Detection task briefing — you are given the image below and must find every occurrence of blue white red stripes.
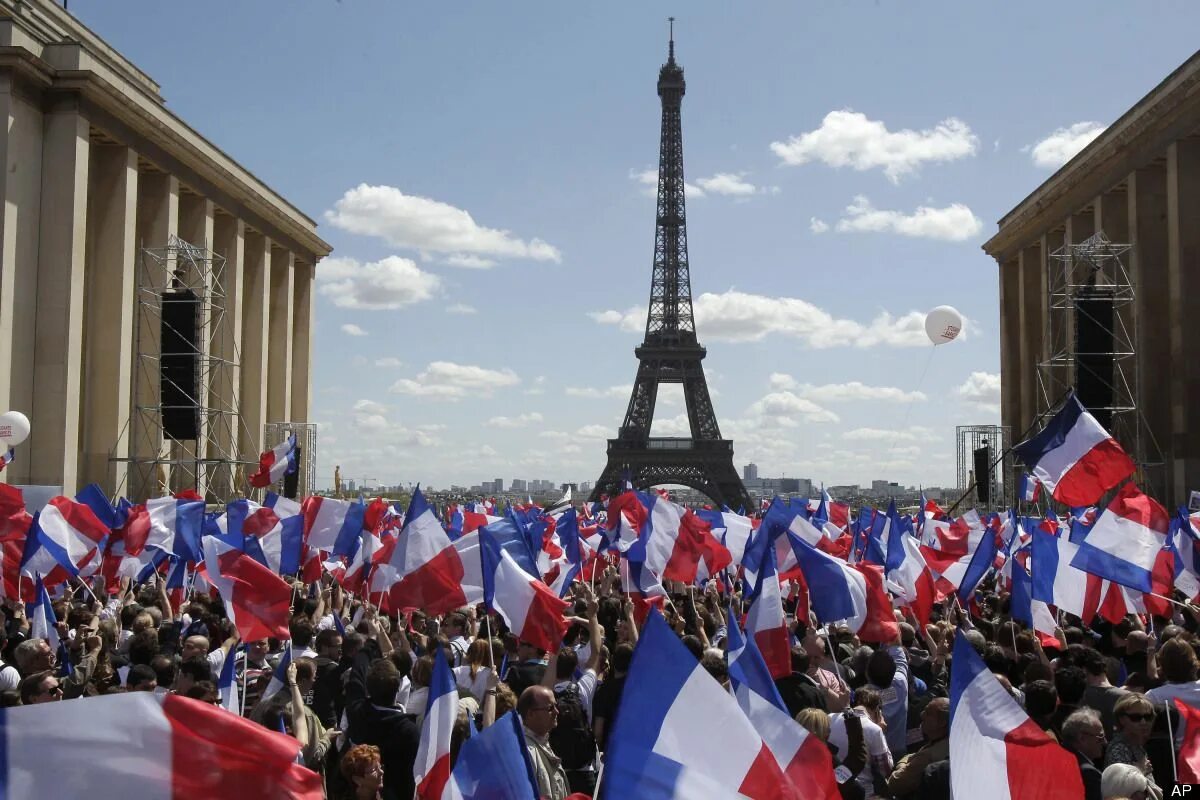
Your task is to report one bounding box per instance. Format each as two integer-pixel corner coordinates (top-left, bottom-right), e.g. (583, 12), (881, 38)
(1070, 482), (1170, 593)
(415, 645), (456, 799)
(480, 526), (568, 653)
(248, 433), (298, 489)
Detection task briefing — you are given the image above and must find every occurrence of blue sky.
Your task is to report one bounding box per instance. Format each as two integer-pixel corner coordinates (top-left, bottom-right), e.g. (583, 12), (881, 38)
(74, 2), (1200, 491)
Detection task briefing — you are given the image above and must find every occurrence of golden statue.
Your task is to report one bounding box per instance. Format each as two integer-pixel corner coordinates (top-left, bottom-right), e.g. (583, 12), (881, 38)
(334, 465), (343, 498)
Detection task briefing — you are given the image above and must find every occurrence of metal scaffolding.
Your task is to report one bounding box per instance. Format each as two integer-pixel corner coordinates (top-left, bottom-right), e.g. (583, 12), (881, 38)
(114, 235), (254, 503)
(956, 424), (1012, 510)
(1039, 231), (1164, 499)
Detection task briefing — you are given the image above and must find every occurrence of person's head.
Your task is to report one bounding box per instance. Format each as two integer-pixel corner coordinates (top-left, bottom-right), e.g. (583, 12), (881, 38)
(555, 647), (579, 681)
(1054, 665), (1087, 705)
(127, 629), (160, 666)
(1124, 630), (1149, 655)
(341, 744), (384, 797)
(176, 656), (212, 693)
(465, 638), (490, 670)
(898, 622), (916, 649)
(411, 655), (433, 689)
(443, 612), (467, 638)
(789, 645), (811, 676)
(1159, 637), (1199, 683)
(366, 658), (401, 707)
(920, 697), (950, 742)
(1113, 693), (1156, 745)
(343, 632), (366, 661)
(19, 670), (61, 704)
(866, 648), (896, 688)
(293, 657), (317, 694)
(1062, 708), (1106, 762)
(389, 649), (414, 680)
(611, 642), (634, 677)
(182, 680), (220, 705)
(1077, 646), (1110, 681)
(314, 628), (344, 661)
(681, 635), (704, 661)
(247, 639), (270, 663)
(119, 603), (143, 630)
(131, 611), (155, 634)
(1023, 680), (1058, 722)
(517, 641), (544, 663)
(854, 685), (884, 728)
(1100, 762), (1149, 800)
(180, 636), (210, 662)
(801, 627), (827, 662)
(963, 629), (987, 656)
(700, 650), (728, 687)
(127, 663), (157, 692)
(14, 639), (54, 676)
(151, 654), (177, 689)
(289, 616), (314, 649)
(518, 685), (558, 737)
(494, 683), (518, 718)
(795, 707), (830, 741)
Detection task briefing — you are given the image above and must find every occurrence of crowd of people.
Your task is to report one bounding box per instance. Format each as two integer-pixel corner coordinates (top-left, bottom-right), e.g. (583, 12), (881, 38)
(5, 559), (1197, 800)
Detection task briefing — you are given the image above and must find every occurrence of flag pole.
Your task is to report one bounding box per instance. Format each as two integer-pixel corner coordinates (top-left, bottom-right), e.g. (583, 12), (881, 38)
(1167, 699), (1179, 784)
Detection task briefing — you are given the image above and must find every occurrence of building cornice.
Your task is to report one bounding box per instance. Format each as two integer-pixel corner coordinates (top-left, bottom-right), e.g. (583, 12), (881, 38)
(983, 49), (1200, 264)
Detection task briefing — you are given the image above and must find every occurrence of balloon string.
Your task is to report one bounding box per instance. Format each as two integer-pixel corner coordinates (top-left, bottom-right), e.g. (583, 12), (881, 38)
(887, 345), (937, 461)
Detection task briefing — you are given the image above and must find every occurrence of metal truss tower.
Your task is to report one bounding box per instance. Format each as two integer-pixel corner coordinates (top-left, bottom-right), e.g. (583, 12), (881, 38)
(591, 24), (752, 511)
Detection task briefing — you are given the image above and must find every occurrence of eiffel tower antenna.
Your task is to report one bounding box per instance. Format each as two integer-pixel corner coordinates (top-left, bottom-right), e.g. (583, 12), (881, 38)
(591, 28), (752, 511)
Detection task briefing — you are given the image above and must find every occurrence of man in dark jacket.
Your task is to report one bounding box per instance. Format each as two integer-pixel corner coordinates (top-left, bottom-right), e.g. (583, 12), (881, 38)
(311, 627), (346, 729)
(1060, 708), (1104, 800)
(344, 642), (420, 800)
(774, 645), (828, 718)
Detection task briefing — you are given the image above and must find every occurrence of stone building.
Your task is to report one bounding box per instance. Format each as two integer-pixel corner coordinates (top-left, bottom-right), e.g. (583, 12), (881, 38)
(983, 49), (1200, 505)
(0, 0), (330, 499)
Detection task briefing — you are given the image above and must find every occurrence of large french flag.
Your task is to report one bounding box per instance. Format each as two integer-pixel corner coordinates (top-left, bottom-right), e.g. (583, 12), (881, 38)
(1031, 518), (1136, 625)
(641, 496), (731, 584)
(606, 491), (649, 554)
(203, 535), (292, 642)
(145, 496), (204, 563)
(481, 526), (568, 653)
(248, 433), (297, 489)
(789, 533), (896, 642)
(415, 645), (457, 800)
(370, 488), (468, 615)
(887, 533), (936, 627)
(28, 573), (59, 652)
(227, 498), (304, 577)
(547, 508), (583, 598)
(726, 609), (840, 799)
(25, 496), (109, 580)
(1013, 392), (1135, 507)
(694, 509), (754, 568)
(949, 629), (1084, 800)
(1070, 482), (1170, 593)
(743, 543), (790, 680)
(301, 495), (365, 555)
(440, 710), (539, 800)
(600, 611), (799, 799)
(0, 692), (321, 797)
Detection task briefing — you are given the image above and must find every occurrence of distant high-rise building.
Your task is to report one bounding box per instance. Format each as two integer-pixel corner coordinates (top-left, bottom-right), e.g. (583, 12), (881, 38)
(347, 479), (357, 493)
(511, 478), (527, 493)
(744, 463), (759, 481)
(494, 478), (504, 493)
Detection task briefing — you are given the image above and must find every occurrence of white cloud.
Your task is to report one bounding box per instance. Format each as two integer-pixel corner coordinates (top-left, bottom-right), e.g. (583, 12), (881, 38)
(524, 375), (547, 396)
(390, 361), (520, 400)
(488, 412), (544, 428)
(746, 391), (840, 426)
(768, 373), (797, 391)
(810, 217), (829, 234)
(592, 290), (949, 348)
(695, 172), (757, 196)
(374, 357), (403, 368)
(770, 110), (979, 182)
(788, 380), (927, 404)
(479, 445), (498, 457)
(353, 413), (390, 433)
(353, 399), (389, 415)
(341, 323), (368, 337)
(629, 168), (705, 200)
(444, 254), (496, 269)
(317, 256), (440, 310)
(956, 371), (1001, 412)
(565, 384), (632, 399)
(575, 424), (612, 439)
(844, 427), (917, 442)
(834, 196), (982, 241)
(538, 430), (570, 442)
(1029, 122), (1105, 169)
(649, 412), (692, 436)
(325, 183), (561, 264)
(446, 303), (477, 315)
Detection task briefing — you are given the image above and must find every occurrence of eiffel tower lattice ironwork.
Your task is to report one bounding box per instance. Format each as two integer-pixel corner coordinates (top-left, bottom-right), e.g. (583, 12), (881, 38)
(591, 25), (753, 511)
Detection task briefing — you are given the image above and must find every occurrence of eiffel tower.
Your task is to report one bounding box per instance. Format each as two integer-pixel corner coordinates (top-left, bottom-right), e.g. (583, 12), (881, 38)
(591, 24), (753, 511)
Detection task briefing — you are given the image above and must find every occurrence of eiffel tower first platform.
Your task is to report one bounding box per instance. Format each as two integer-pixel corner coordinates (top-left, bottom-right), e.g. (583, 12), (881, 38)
(591, 25), (753, 512)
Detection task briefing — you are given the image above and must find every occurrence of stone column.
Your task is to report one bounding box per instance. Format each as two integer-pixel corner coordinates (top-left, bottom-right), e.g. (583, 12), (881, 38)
(267, 246), (294, 426)
(1017, 243), (1043, 435)
(30, 97), (89, 492)
(1128, 163), (1170, 499)
(290, 258), (314, 424)
(1166, 139), (1200, 504)
(1040, 228), (1067, 403)
(81, 144), (138, 495)
(999, 257), (1021, 437)
(239, 232), (270, 465)
(0, 75), (44, 486)
(175, 194), (214, 495)
(131, 171), (179, 500)
(210, 212), (243, 500)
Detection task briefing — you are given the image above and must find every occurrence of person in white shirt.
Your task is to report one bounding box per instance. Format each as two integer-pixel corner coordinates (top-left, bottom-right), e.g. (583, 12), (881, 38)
(443, 612), (470, 667)
(453, 639), (495, 702)
(828, 686), (893, 798)
(1146, 637), (1200, 710)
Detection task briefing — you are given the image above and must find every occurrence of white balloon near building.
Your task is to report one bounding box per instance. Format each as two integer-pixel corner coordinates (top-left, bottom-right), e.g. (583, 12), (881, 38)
(925, 306), (964, 346)
(0, 411), (30, 445)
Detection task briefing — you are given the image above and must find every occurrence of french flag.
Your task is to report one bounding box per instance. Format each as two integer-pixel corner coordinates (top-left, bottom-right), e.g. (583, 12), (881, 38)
(370, 489), (469, 615)
(726, 609), (839, 799)
(217, 643), (240, 714)
(1030, 517), (1132, 627)
(28, 574), (59, 652)
(1070, 482), (1170, 593)
(260, 647), (293, 705)
(0, 692), (321, 797)
(641, 496), (731, 584)
(956, 523), (1000, 603)
(203, 534), (292, 642)
(440, 710), (540, 800)
(341, 529), (380, 596)
(887, 533), (936, 627)
(788, 533), (897, 642)
(606, 491), (649, 554)
(0, 448), (14, 472)
(694, 509), (754, 568)
(248, 433), (297, 489)
(414, 645), (456, 799)
(742, 541), (790, 680)
(1018, 473), (1041, 504)
(480, 526), (568, 653)
(24, 496), (109, 582)
(227, 498), (304, 577)
(145, 496), (204, 563)
(1009, 556), (1059, 646)
(600, 611), (798, 799)
(949, 628), (1084, 800)
(547, 508), (583, 598)
(1013, 392), (1135, 507)
(300, 495), (365, 556)
(620, 557), (666, 626)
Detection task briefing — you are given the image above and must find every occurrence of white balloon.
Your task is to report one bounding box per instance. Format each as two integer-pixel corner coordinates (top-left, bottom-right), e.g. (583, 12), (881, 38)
(925, 306), (964, 346)
(0, 411), (30, 446)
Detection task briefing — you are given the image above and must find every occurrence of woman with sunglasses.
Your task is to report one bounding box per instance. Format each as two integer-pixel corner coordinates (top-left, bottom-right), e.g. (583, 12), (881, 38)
(1104, 693), (1162, 800)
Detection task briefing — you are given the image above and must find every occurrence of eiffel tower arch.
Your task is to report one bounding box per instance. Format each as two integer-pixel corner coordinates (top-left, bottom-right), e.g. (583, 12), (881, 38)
(591, 25), (753, 512)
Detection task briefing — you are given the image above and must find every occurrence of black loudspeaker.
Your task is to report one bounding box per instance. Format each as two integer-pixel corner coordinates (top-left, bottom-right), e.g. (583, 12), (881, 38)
(1075, 286), (1116, 430)
(161, 287), (200, 441)
(974, 444), (992, 505)
(283, 446), (301, 499)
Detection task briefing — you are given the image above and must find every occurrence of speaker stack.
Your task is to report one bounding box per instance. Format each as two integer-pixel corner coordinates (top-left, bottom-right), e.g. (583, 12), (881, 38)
(1074, 286), (1116, 430)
